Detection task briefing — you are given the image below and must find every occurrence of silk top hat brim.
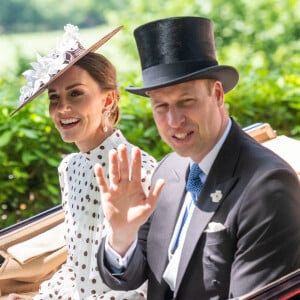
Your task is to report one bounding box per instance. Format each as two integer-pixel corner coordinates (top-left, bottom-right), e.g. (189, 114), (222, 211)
(11, 24), (123, 116)
(126, 16), (239, 96)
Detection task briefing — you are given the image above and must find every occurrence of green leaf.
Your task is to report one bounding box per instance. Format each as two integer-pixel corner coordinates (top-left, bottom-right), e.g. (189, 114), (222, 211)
(0, 131), (13, 147)
(21, 151), (37, 165)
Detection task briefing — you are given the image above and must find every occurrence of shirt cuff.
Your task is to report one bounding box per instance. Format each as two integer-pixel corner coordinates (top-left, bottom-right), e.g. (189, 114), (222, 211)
(104, 235), (137, 273)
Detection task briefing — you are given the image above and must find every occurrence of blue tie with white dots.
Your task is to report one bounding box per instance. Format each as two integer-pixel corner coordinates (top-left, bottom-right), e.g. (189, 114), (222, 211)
(186, 163), (204, 204)
(172, 163), (204, 252)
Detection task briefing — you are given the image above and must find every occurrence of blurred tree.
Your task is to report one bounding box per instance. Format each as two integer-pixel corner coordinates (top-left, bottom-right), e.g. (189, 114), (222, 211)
(30, 0), (107, 29)
(0, 0), (129, 33)
(0, 0), (43, 33)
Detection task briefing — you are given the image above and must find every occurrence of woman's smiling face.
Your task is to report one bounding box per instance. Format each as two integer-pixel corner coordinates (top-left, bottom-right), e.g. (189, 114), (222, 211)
(48, 65), (112, 152)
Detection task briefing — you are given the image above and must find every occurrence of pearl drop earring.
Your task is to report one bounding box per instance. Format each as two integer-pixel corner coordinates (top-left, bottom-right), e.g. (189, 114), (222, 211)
(103, 110), (110, 132)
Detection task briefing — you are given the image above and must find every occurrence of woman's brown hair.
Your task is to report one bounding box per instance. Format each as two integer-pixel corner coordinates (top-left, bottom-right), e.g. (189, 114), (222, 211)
(75, 52), (120, 125)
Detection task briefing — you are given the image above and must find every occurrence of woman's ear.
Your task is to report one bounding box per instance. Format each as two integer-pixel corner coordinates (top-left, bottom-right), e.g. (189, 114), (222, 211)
(103, 90), (115, 111)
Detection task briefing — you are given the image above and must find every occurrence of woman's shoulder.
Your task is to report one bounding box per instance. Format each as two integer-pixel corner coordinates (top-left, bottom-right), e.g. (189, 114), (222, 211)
(140, 149), (157, 167)
(58, 152), (81, 172)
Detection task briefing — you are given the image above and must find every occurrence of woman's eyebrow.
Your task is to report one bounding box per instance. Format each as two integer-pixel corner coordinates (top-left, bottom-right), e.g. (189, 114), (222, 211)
(48, 83), (84, 94)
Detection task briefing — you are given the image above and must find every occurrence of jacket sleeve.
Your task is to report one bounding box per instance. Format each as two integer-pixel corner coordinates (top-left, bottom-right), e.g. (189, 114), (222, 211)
(97, 235), (148, 291)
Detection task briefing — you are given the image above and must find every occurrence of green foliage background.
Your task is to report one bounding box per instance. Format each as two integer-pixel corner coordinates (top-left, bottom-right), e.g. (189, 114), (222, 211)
(0, 0), (299, 228)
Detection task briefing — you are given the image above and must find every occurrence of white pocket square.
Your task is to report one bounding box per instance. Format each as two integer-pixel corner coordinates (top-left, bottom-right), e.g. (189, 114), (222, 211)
(204, 222), (226, 233)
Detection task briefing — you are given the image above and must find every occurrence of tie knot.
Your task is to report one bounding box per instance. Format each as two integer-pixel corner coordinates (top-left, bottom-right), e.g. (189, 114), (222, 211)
(186, 163), (204, 201)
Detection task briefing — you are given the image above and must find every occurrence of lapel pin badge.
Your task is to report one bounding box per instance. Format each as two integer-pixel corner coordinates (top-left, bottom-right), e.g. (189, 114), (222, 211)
(210, 190), (223, 203)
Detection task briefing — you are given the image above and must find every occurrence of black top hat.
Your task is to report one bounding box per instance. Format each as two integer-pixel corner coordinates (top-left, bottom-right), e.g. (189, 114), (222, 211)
(126, 16), (239, 96)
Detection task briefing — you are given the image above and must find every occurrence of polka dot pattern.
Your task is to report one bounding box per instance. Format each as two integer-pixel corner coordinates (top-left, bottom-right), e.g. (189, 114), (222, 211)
(33, 129), (156, 300)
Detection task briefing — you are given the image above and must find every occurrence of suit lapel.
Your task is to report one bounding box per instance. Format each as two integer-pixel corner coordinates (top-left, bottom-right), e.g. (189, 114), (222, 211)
(175, 176), (238, 293)
(148, 155), (190, 280)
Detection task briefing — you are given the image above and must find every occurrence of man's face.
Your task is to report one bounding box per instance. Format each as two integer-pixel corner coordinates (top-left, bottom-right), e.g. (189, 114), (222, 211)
(148, 79), (227, 163)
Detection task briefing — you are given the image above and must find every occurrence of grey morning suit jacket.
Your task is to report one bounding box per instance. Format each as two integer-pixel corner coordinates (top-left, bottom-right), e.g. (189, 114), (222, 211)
(98, 119), (300, 299)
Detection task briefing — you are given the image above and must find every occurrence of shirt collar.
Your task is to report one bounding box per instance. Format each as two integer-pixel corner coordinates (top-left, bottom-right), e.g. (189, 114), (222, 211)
(191, 118), (232, 177)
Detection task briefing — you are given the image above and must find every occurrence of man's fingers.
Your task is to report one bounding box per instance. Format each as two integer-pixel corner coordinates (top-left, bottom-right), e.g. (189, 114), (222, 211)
(112, 145), (142, 183)
(152, 179), (165, 198)
(152, 179), (166, 198)
(109, 149), (120, 184)
(146, 179), (165, 208)
(130, 147), (142, 182)
(118, 144), (130, 181)
(94, 163), (109, 193)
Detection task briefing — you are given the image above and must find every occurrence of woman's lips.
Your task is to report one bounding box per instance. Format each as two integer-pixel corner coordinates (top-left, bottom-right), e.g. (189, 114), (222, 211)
(60, 118), (80, 128)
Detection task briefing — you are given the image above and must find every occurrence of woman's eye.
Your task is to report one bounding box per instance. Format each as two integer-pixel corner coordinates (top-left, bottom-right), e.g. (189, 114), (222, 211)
(71, 90), (82, 97)
(48, 94), (58, 101)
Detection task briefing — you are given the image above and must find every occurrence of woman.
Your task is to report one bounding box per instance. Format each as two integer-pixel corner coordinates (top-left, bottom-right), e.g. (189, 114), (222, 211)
(8, 24), (155, 300)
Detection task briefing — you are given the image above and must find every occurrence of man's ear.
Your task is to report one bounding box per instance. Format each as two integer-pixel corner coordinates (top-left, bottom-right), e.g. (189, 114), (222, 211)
(214, 81), (225, 106)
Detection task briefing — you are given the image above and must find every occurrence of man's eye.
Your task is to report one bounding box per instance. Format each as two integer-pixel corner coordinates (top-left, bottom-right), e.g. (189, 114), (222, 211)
(182, 99), (194, 105)
(155, 103), (167, 110)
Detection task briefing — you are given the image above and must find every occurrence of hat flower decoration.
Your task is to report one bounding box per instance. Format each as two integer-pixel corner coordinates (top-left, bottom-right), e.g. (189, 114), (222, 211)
(20, 24), (79, 104)
(11, 23), (122, 116)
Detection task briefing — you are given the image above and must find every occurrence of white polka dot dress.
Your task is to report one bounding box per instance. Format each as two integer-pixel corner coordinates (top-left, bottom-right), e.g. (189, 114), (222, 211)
(32, 129), (156, 300)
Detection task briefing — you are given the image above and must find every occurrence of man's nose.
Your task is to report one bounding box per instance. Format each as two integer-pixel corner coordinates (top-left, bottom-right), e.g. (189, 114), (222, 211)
(167, 107), (185, 128)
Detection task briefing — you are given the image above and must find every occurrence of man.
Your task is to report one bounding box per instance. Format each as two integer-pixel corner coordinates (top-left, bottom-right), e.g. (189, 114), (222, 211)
(95, 16), (300, 299)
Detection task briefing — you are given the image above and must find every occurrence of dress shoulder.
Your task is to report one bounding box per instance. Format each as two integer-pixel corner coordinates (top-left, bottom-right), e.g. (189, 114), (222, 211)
(58, 152), (80, 173)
